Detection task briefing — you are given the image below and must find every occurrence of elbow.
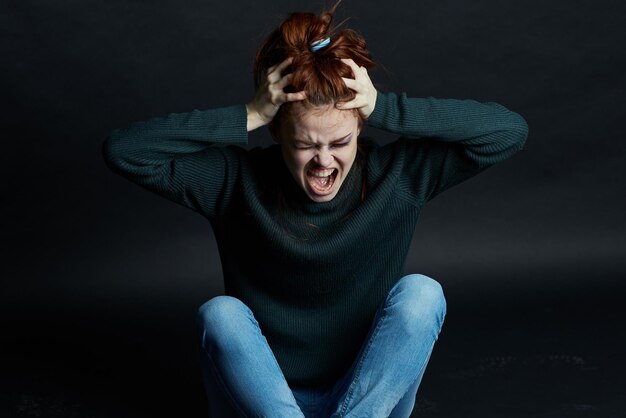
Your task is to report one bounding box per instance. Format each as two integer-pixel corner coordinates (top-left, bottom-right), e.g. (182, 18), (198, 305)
(101, 129), (128, 172)
(101, 134), (114, 163)
(485, 112), (529, 163)
(511, 113), (529, 151)
(498, 109), (528, 152)
(101, 132), (118, 168)
(487, 102), (529, 151)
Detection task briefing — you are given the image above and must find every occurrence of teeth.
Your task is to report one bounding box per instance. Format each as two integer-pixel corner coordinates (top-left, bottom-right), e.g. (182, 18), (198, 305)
(308, 168), (335, 178)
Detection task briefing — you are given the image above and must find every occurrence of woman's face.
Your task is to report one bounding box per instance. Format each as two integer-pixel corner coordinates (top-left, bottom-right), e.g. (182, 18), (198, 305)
(276, 104), (361, 203)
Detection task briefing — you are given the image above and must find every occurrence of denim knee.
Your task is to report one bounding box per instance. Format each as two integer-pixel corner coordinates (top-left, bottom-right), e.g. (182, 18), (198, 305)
(196, 295), (253, 349)
(389, 274), (447, 337)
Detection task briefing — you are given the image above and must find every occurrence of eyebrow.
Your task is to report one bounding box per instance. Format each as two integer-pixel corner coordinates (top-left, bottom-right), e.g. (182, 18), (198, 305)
(294, 133), (352, 145)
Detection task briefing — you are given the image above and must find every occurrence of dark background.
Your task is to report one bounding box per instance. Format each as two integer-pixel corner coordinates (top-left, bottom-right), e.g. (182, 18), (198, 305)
(2, 0), (625, 416)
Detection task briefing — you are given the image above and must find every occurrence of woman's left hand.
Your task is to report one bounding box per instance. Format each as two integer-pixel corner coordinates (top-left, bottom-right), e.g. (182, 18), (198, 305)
(336, 58), (377, 120)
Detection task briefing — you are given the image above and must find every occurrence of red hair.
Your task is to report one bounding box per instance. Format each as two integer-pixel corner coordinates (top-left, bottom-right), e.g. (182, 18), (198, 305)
(252, 0), (376, 140)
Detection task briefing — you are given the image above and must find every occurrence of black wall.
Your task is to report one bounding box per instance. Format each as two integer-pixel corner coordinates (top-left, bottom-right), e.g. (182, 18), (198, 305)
(2, 0), (625, 416)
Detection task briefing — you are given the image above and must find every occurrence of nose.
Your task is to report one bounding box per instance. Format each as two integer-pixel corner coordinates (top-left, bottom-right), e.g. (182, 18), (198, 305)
(314, 147), (334, 167)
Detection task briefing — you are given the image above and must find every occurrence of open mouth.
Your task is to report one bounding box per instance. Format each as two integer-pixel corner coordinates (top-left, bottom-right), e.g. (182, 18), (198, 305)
(306, 168), (338, 195)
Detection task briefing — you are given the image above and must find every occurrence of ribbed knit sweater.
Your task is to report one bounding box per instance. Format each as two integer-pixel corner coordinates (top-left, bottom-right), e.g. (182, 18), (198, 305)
(102, 90), (528, 387)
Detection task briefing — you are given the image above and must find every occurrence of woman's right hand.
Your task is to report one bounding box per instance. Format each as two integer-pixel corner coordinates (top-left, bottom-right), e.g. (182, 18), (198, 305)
(246, 57), (307, 132)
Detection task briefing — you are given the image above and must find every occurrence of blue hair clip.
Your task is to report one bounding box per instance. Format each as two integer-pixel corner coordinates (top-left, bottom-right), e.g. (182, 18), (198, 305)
(310, 37), (331, 52)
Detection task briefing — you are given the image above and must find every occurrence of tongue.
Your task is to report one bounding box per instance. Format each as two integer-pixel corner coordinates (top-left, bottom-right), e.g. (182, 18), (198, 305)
(308, 169), (334, 189)
(316, 176), (330, 186)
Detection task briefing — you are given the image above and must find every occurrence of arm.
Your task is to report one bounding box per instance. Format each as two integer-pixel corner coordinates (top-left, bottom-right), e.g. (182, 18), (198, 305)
(367, 90), (529, 204)
(101, 104), (249, 219)
(335, 59), (528, 205)
(367, 90), (528, 150)
(102, 57), (307, 220)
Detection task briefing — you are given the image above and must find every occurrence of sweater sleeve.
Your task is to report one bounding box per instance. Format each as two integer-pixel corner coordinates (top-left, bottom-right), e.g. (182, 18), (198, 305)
(101, 104), (249, 219)
(366, 90), (528, 205)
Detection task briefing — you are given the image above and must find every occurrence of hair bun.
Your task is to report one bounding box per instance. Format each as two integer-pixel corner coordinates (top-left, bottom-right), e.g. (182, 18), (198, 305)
(253, 0), (376, 108)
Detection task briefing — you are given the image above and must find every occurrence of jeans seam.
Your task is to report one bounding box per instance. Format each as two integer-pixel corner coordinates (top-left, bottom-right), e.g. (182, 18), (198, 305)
(201, 306), (303, 418)
(338, 301), (390, 417)
(406, 339), (435, 398)
(202, 335), (250, 418)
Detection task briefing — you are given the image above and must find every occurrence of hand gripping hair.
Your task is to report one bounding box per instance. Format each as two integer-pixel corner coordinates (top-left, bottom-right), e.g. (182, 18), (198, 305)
(252, 0), (377, 137)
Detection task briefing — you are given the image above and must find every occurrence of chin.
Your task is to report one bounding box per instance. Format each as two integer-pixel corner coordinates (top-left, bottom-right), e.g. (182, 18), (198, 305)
(307, 191), (338, 202)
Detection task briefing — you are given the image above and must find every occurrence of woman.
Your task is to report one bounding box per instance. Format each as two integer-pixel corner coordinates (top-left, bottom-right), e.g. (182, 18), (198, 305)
(102, 0), (528, 416)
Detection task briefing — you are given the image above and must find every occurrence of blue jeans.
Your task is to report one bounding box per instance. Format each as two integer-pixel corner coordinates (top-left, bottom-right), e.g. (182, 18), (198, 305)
(196, 273), (447, 418)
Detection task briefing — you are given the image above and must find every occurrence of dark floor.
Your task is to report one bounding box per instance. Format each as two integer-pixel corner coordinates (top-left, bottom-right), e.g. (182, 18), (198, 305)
(1, 281), (625, 418)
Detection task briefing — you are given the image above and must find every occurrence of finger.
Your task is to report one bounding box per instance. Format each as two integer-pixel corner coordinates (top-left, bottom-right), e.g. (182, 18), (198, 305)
(266, 63), (278, 75)
(266, 69), (279, 85)
(267, 57), (294, 84)
(341, 76), (358, 90)
(336, 101), (354, 109)
(265, 60), (284, 78)
(274, 56), (294, 75)
(284, 91), (307, 102)
(336, 99), (361, 109)
(340, 58), (361, 74)
(340, 57), (357, 66)
(275, 72), (294, 89)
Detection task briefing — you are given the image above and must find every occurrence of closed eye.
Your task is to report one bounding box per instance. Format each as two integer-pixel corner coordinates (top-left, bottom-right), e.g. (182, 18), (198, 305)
(294, 136), (352, 150)
(331, 137), (353, 148)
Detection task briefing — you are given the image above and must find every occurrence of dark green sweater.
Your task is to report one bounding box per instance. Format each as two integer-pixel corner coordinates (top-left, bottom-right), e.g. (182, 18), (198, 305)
(102, 90), (528, 387)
